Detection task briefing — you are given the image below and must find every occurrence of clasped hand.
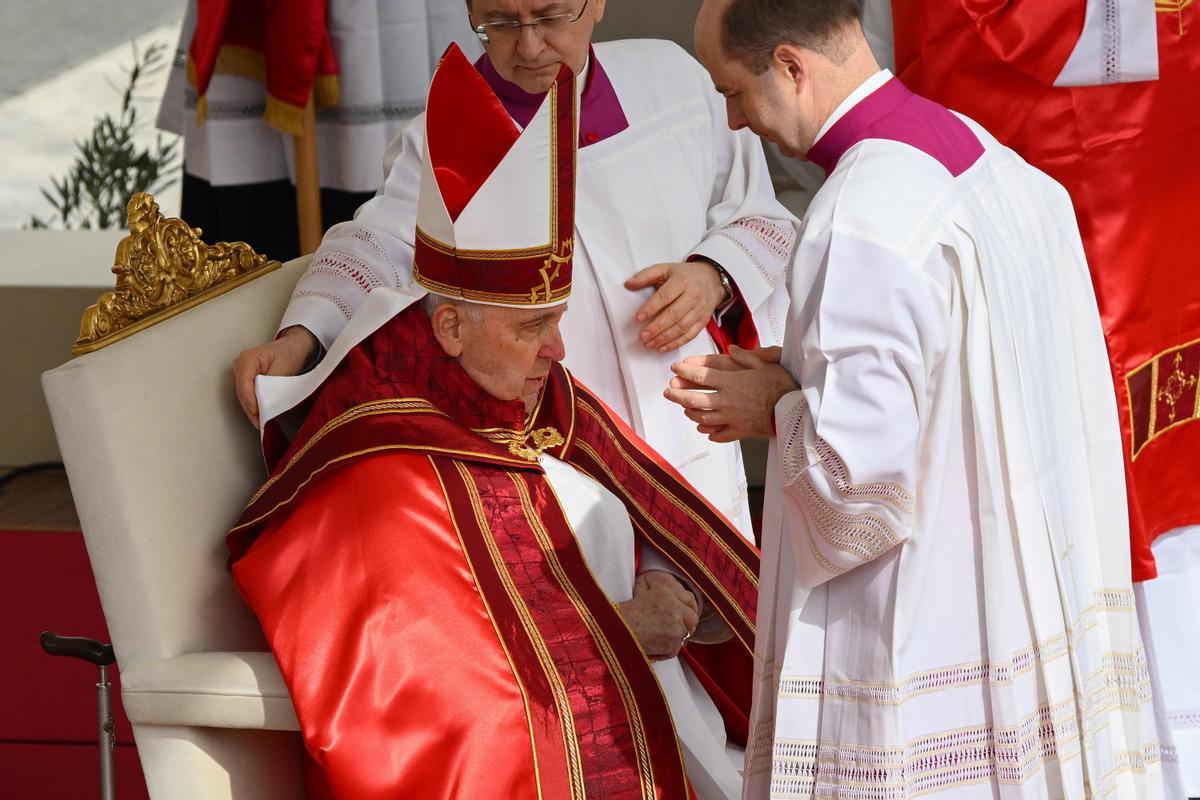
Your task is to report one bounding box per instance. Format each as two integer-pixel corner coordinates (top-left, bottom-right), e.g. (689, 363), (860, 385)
(664, 345), (798, 443)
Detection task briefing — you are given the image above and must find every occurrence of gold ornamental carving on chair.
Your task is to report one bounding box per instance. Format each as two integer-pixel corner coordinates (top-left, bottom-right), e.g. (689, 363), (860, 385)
(73, 192), (282, 354)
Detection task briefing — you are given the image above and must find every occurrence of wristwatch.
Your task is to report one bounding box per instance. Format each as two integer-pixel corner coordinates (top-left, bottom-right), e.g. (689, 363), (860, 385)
(691, 255), (736, 313)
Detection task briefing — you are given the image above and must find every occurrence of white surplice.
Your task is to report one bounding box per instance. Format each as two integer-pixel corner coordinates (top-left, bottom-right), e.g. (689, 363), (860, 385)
(1138, 527), (1200, 797)
(747, 73), (1163, 799)
(272, 39), (798, 537)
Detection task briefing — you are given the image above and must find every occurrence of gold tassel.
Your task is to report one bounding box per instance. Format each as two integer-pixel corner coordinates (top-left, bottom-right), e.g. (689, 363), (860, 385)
(314, 75), (341, 110)
(213, 46), (268, 83)
(264, 95), (307, 136)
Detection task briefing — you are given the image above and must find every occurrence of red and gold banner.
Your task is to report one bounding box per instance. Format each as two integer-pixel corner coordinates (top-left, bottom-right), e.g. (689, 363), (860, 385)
(894, 2), (1200, 580)
(188, 0), (338, 135)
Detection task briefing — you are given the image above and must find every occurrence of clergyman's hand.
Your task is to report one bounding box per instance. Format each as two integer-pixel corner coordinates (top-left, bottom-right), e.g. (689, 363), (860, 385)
(664, 345), (796, 442)
(625, 261), (728, 353)
(233, 326), (319, 427)
(617, 571), (701, 661)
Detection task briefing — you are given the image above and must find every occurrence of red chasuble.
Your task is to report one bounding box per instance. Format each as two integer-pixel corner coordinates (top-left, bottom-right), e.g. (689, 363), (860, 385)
(894, 2), (1200, 580)
(227, 304), (758, 799)
(188, 0), (338, 135)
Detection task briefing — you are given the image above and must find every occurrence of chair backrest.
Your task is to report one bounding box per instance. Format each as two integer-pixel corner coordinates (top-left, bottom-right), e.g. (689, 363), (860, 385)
(43, 255), (309, 664)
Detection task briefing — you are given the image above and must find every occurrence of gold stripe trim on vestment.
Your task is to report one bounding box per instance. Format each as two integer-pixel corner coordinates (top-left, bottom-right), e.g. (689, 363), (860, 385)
(572, 436), (756, 645)
(512, 475), (671, 800)
(577, 404), (759, 587)
(453, 462), (588, 799)
(242, 398), (445, 508)
(429, 458), (546, 800)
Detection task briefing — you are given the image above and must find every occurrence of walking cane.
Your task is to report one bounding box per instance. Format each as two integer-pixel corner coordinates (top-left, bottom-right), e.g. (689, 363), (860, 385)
(40, 631), (117, 800)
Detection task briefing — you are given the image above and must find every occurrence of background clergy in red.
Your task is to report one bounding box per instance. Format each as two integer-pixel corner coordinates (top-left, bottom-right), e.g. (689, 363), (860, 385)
(893, 1), (1200, 580)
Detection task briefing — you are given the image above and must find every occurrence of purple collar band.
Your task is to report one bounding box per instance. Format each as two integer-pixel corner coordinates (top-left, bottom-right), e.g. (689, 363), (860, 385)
(476, 47), (629, 148)
(807, 77), (983, 178)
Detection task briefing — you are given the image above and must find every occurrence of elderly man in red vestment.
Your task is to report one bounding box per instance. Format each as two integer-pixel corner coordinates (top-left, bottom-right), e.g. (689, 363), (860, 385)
(226, 44), (758, 800)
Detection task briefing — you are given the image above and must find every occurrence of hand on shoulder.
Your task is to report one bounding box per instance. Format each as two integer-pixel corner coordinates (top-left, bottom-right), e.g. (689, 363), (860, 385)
(233, 326), (319, 427)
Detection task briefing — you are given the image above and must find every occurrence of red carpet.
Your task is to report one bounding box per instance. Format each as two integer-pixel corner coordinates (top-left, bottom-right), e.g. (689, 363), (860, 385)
(0, 529), (149, 799)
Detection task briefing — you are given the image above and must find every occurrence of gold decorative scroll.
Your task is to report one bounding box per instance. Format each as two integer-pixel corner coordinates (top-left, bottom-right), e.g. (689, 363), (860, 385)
(73, 193), (282, 355)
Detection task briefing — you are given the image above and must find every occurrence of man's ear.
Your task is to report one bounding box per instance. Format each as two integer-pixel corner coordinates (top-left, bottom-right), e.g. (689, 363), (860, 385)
(430, 303), (466, 357)
(772, 43), (807, 91)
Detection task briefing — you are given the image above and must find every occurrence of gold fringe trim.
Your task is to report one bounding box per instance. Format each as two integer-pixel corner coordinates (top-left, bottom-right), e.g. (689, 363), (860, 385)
(264, 95), (306, 136)
(213, 45), (268, 84)
(186, 46), (339, 134)
(314, 74), (340, 110)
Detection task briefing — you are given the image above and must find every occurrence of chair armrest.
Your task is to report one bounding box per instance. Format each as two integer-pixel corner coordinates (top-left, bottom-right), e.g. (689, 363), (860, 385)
(119, 651), (298, 731)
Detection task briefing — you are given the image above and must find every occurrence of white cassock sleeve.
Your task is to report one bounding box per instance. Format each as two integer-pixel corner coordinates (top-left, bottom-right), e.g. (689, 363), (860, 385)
(773, 234), (949, 588)
(688, 88), (797, 346)
(1054, 0), (1158, 86)
(278, 119), (425, 350)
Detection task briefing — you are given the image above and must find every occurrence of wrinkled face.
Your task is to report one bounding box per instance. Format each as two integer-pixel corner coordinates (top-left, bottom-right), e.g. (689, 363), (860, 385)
(456, 302), (568, 412)
(694, 3), (812, 157)
(468, 0), (604, 93)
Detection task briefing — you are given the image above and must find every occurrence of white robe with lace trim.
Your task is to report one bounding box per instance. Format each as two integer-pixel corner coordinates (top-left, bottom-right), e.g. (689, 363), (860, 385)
(270, 39), (797, 537)
(746, 115), (1163, 798)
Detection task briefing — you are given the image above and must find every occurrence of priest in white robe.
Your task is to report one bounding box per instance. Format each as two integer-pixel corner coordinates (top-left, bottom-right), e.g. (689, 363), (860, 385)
(666, 1), (1166, 797)
(233, 0), (798, 538)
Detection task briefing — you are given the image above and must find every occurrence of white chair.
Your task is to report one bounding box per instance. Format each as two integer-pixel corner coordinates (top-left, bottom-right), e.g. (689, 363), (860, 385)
(42, 194), (307, 799)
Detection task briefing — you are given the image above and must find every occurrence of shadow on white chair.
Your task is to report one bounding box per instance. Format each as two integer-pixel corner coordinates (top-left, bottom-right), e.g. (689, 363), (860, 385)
(42, 194), (307, 799)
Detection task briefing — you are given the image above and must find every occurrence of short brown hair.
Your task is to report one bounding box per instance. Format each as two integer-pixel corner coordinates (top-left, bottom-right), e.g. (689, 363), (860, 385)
(721, 0), (861, 74)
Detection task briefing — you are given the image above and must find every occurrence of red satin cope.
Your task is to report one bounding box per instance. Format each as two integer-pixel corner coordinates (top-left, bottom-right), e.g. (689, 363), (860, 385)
(895, 3), (1200, 580)
(233, 454), (541, 799)
(893, 0), (1085, 143)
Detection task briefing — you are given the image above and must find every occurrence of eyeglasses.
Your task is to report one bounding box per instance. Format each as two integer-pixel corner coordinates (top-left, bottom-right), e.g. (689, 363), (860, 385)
(472, 0), (590, 44)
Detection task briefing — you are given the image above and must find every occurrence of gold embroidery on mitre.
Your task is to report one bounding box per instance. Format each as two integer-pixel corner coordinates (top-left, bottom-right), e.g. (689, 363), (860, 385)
(532, 238), (574, 304)
(508, 426), (565, 462)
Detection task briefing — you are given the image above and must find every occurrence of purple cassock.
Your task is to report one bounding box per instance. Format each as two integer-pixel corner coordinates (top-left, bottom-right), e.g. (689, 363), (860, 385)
(476, 48), (630, 148)
(807, 77), (984, 178)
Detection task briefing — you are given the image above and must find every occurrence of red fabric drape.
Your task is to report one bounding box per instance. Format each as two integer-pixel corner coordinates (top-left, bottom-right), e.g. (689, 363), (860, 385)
(188, 0), (338, 135)
(895, 2), (1200, 580)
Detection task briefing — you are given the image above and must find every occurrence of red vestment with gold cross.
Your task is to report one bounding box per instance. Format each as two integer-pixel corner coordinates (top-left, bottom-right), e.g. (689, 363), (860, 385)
(893, 1), (1200, 580)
